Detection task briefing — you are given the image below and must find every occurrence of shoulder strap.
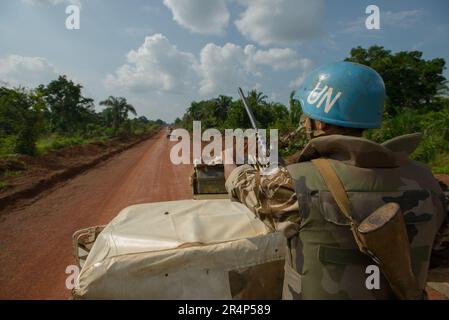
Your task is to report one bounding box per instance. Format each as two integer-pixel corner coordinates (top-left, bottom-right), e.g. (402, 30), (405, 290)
(311, 158), (354, 222)
(312, 158), (368, 252)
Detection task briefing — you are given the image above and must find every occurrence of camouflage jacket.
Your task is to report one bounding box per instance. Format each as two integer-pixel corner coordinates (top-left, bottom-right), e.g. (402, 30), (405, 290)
(225, 133), (449, 269)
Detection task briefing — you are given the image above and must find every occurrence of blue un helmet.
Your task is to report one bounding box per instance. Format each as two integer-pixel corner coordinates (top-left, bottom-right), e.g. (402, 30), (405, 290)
(296, 61), (386, 129)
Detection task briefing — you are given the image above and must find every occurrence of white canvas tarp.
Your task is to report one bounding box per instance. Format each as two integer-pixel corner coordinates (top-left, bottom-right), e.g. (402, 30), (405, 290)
(73, 199), (286, 300)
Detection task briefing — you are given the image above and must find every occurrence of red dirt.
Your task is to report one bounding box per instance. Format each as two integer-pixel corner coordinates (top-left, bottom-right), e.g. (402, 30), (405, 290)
(0, 131), (160, 212)
(0, 129), (193, 299)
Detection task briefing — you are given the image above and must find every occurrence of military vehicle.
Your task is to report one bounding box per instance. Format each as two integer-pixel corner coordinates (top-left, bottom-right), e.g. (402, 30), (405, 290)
(190, 164), (228, 199)
(72, 139), (286, 299)
(166, 126), (173, 138)
(71, 89), (287, 300)
(72, 198), (286, 299)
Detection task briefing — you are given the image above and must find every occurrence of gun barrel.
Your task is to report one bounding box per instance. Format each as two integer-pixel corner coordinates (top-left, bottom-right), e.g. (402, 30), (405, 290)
(238, 87), (259, 131)
(238, 88), (269, 166)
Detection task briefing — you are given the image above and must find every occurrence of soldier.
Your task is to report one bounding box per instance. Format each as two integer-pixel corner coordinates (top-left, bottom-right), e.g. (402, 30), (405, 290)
(224, 61), (449, 300)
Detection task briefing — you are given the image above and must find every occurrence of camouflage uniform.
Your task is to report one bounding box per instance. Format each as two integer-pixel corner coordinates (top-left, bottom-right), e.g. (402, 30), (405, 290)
(225, 134), (449, 299)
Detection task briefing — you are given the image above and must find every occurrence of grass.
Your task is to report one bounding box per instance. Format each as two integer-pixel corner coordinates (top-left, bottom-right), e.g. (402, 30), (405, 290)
(2, 170), (23, 178)
(430, 153), (449, 174)
(0, 180), (9, 191)
(36, 134), (109, 155)
(1, 124), (162, 158)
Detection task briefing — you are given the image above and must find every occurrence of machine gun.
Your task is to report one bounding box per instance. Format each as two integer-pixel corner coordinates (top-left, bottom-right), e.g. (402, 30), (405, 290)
(238, 87), (280, 174)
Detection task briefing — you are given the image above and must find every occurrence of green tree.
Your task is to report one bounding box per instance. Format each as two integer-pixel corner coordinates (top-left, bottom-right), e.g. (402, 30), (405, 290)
(99, 96), (137, 135)
(214, 95), (232, 120)
(137, 116), (149, 124)
(181, 99), (218, 130)
(224, 89), (289, 130)
(247, 90), (268, 106)
(0, 87), (45, 155)
(39, 75), (95, 134)
(289, 90), (302, 126)
(224, 100), (248, 129)
(346, 45), (448, 115)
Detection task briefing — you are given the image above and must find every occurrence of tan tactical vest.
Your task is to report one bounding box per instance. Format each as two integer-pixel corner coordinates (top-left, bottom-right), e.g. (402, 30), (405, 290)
(284, 134), (446, 300)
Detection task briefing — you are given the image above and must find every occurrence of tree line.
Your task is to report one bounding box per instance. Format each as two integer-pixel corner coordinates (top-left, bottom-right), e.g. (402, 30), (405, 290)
(176, 46), (449, 172)
(0, 76), (165, 156)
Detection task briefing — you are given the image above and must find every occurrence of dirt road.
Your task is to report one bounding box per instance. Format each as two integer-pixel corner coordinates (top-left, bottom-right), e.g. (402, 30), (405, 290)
(1, 129), (448, 300)
(0, 130), (192, 300)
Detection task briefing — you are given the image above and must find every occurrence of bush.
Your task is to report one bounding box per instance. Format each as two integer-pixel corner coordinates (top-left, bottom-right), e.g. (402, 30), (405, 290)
(430, 153), (449, 174)
(15, 126), (38, 156)
(102, 127), (115, 137)
(0, 136), (17, 156)
(0, 156), (26, 176)
(36, 135), (86, 154)
(36, 133), (114, 155)
(365, 107), (449, 166)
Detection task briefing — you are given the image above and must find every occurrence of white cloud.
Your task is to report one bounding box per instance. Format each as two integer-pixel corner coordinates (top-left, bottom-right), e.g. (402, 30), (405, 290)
(198, 43), (311, 96)
(288, 55), (314, 89)
(247, 46), (312, 71)
(289, 60), (313, 89)
(108, 34), (310, 98)
(107, 34), (312, 118)
(106, 34), (198, 94)
(198, 43), (249, 96)
(289, 71), (308, 89)
(0, 55), (59, 88)
(163, 0), (230, 35)
(235, 0), (324, 46)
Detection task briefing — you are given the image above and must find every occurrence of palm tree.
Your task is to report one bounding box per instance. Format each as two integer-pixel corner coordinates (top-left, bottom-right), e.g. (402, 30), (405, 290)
(289, 90), (296, 110)
(289, 90), (301, 126)
(100, 96), (137, 134)
(247, 89), (268, 107)
(215, 95), (232, 120)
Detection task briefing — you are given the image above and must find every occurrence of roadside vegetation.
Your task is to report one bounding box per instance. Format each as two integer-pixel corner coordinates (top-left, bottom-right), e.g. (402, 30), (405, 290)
(0, 76), (164, 187)
(176, 46), (449, 173)
(0, 76), (164, 158)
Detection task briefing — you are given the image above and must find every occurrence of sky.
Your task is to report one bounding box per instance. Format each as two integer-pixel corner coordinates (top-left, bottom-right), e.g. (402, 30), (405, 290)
(0, 0), (448, 122)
